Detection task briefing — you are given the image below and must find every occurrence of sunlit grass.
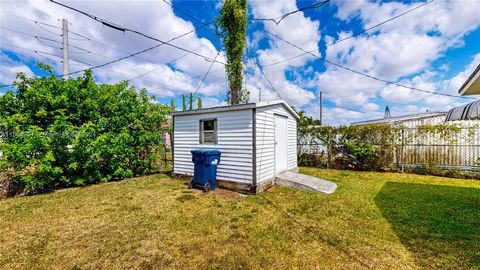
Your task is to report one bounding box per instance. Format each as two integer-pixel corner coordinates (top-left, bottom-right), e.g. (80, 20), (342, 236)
(0, 168), (479, 269)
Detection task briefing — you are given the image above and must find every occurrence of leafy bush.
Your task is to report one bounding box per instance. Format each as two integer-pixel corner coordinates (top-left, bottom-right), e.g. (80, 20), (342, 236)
(0, 66), (169, 195)
(344, 141), (376, 170)
(405, 165), (480, 180)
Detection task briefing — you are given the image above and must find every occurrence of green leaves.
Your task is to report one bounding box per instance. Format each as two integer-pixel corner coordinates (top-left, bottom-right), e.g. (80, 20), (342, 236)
(0, 67), (169, 195)
(218, 0), (248, 105)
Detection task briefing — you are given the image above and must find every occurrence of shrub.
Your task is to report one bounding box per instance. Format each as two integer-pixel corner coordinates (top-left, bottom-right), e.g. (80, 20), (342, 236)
(0, 66), (169, 195)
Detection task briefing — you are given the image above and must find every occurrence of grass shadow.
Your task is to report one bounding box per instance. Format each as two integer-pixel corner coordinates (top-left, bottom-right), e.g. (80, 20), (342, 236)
(375, 181), (480, 269)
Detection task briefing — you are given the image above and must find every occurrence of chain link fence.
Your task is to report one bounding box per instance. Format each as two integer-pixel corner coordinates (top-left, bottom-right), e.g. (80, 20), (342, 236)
(298, 127), (480, 171)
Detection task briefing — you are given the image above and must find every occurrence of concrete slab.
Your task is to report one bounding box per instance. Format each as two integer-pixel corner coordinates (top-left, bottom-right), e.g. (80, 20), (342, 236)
(275, 171), (337, 194)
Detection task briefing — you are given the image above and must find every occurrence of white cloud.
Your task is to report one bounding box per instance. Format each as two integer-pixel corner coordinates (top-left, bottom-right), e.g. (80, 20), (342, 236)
(0, 52), (34, 84)
(249, 0), (320, 107)
(1, 0), (479, 127)
(304, 101), (383, 126)
(317, 68), (384, 106)
(316, 0), (480, 117)
(202, 97), (227, 108)
(362, 102), (379, 112)
(440, 53), (480, 96)
(0, 0), (225, 98)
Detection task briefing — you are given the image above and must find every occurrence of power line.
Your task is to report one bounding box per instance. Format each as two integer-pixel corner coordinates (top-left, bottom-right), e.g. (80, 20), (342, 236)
(0, 11), (62, 31)
(2, 3), (224, 94)
(49, 0), (225, 65)
(1, 27), (104, 57)
(1, 13), (173, 76)
(1, 35), (224, 92)
(254, 58), (284, 100)
(252, 53), (283, 100)
(55, 22), (217, 77)
(327, 0), (434, 46)
(0, 11), (142, 61)
(161, 1), (282, 101)
(2, 44), (91, 66)
(262, 0), (434, 67)
(263, 31), (474, 100)
(126, 45), (205, 82)
(193, 52), (221, 96)
(249, 0), (330, 25)
(162, 0), (218, 33)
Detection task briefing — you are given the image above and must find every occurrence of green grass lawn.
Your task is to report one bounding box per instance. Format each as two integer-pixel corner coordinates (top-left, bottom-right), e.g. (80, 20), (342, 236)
(1, 168), (479, 269)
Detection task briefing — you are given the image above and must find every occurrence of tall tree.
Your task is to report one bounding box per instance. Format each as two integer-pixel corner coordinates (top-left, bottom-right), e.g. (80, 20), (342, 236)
(181, 94), (187, 111)
(189, 93), (193, 111)
(198, 97), (203, 109)
(217, 0), (248, 105)
(170, 98), (175, 112)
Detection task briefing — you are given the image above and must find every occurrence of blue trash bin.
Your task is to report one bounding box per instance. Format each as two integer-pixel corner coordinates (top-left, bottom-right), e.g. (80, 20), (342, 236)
(190, 149), (221, 192)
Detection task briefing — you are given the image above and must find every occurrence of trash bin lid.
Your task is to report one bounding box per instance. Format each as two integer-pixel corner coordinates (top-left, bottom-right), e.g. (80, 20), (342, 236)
(202, 149), (221, 156)
(191, 149), (220, 156)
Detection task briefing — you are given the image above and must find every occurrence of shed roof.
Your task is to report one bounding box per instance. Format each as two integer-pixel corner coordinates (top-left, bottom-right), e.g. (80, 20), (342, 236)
(351, 111), (446, 126)
(170, 100), (300, 119)
(446, 100), (480, 121)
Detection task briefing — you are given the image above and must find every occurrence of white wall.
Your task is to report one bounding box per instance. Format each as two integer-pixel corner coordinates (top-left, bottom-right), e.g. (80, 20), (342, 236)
(255, 104), (298, 183)
(173, 109), (254, 184)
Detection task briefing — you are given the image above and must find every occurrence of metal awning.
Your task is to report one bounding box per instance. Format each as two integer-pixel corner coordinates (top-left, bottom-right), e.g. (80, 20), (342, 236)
(446, 100), (480, 121)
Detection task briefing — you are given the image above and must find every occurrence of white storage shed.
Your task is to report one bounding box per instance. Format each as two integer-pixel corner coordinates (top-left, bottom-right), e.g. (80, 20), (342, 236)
(171, 100), (299, 194)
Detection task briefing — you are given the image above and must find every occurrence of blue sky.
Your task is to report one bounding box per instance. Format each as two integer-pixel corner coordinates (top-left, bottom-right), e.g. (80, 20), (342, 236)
(1, 0), (480, 125)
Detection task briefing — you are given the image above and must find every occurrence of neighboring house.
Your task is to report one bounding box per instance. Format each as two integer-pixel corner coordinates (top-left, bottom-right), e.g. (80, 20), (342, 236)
(351, 111), (447, 127)
(171, 100), (298, 194)
(458, 63), (480, 96)
(160, 121), (171, 148)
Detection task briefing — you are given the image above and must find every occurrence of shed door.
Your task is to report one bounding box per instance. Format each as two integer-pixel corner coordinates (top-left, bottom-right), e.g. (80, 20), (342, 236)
(274, 115), (288, 173)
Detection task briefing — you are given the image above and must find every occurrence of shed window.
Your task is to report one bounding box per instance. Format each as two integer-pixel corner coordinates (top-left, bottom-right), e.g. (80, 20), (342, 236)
(200, 119), (217, 144)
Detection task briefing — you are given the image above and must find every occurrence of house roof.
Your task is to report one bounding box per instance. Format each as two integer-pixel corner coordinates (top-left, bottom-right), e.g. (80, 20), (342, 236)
(446, 100), (480, 121)
(459, 64), (480, 96)
(351, 111), (446, 126)
(170, 100), (300, 119)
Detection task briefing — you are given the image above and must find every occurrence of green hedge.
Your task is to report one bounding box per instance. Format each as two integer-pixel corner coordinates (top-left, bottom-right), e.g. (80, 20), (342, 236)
(0, 65), (169, 195)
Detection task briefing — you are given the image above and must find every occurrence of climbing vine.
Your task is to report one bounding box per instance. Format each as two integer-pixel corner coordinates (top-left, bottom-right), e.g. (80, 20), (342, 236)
(217, 0), (248, 105)
(296, 111), (479, 172)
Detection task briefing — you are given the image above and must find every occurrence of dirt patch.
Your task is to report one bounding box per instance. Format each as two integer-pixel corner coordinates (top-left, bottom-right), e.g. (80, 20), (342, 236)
(211, 188), (246, 200)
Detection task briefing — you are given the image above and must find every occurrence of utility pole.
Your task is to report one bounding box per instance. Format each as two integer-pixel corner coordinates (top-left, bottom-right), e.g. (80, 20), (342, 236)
(319, 91), (323, 125)
(62, 18), (69, 79)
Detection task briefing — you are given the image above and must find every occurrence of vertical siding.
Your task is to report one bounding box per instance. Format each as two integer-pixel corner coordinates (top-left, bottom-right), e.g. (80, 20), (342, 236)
(173, 109), (254, 184)
(255, 104), (298, 183)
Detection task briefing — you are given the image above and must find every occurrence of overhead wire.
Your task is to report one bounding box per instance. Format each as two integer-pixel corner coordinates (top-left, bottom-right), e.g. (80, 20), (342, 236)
(1, 30), (224, 92)
(262, 0), (434, 67)
(1, 15), (176, 76)
(164, 0), (283, 100)
(162, 0), (219, 34)
(49, 0), (225, 65)
(2, 4), (223, 80)
(263, 30), (474, 100)
(126, 45), (205, 82)
(193, 52), (221, 97)
(249, 0), (330, 25)
(327, 0), (434, 46)
(245, 46), (283, 100)
(34, 36), (62, 49)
